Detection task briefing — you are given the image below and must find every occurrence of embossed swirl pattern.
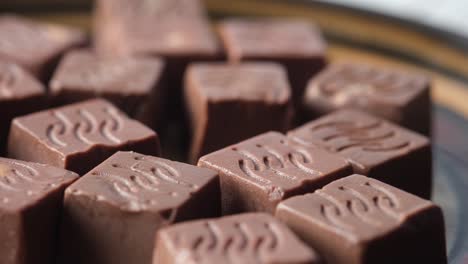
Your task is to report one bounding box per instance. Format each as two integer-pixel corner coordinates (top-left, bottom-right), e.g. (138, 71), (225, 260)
(317, 180), (399, 232)
(174, 220), (281, 263)
(0, 160), (62, 198)
(309, 120), (410, 152)
(46, 107), (124, 148)
(92, 156), (197, 208)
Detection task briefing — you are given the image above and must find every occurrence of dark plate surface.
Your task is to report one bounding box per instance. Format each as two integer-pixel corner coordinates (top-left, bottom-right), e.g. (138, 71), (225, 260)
(6, 0), (468, 263)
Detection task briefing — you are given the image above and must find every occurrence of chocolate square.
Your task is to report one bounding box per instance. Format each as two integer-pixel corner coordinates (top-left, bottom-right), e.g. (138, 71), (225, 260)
(0, 62), (45, 155)
(50, 50), (166, 129)
(0, 157), (78, 264)
(8, 99), (160, 175)
(198, 131), (352, 214)
(303, 63), (431, 134)
(154, 213), (321, 264)
(57, 151), (220, 264)
(218, 18), (327, 106)
(288, 110), (431, 198)
(94, 0), (222, 118)
(276, 174), (447, 264)
(185, 62), (293, 163)
(0, 15), (86, 81)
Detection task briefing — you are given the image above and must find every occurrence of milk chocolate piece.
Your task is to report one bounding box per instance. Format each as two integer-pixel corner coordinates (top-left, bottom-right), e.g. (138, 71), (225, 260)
(0, 62), (45, 155)
(185, 62), (293, 163)
(288, 110), (431, 198)
(0, 157), (78, 264)
(94, 0), (222, 118)
(57, 151), (220, 264)
(154, 213), (321, 264)
(303, 63), (431, 134)
(218, 18), (326, 107)
(198, 132), (352, 214)
(276, 175), (447, 264)
(8, 99), (160, 175)
(0, 15), (86, 81)
(50, 50), (166, 128)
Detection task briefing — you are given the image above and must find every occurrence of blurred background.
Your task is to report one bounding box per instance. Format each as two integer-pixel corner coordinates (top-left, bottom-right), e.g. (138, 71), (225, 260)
(1, 0), (467, 42)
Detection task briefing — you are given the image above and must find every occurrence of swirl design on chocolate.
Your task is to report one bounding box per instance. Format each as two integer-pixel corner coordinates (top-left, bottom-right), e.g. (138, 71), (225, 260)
(92, 156), (197, 210)
(178, 219), (280, 263)
(46, 106), (123, 148)
(308, 120), (410, 153)
(0, 159), (61, 195)
(317, 180), (400, 235)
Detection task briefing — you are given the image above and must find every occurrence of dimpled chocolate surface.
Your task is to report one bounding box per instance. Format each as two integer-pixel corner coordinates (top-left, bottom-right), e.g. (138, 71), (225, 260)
(57, 151), (220, 264)
(0, 157), (78, 264)
(7, 99), (160, 175)
(185, 62), (293, 162)
(49, 50), (166, 127)
(303, 63), (431, 134)
(0, 61), (45, 154)
(154, 213), (321, 264)
(276, 175), (446, 264)
(218, 18), (326, 106)
(288, 109), (431, 198)
(0, 15), (85, 80)
(198, 132), (352, 214)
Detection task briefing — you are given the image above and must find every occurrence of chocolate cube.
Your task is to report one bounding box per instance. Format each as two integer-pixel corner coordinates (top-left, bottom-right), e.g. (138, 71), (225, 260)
(288, 110), (431, 198)
(198, 132), (352, 214)
(57, 151), (220, 264)
(0, 157), (78, 264)
(50, 50), (166, 128)
(276, 174), (447, 264)
(185, 62), (293, 163)
(0, 62), (45, 154)
(0, 15), (86, 81)
(303, 63), (431, 134)
(8, 99), (160, 175)
(94, 0), (222, 118)
(154, 213), (321, 264)
(218, 18), (327, 107)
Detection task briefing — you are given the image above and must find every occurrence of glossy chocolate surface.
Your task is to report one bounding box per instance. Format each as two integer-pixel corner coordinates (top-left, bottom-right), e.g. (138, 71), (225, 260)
(0, 157), (78, 264)
(276, 174), (446, 264)
(0, 15), (85, 81)
(154, 213), (321, 264)
(303, 63), (431, 134)
(50, 50), (166, 128)
(8, 99), (160, 175)
(198, 131), (352, 214)
(0, 61), (45, 154)
(185, 62), (293, 162)
(288, 109), (431, 198)
(58, 151), (220, 264)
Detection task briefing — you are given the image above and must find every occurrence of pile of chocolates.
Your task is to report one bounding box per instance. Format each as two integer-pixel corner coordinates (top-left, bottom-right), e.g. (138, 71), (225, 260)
(0, 0), (445, 263)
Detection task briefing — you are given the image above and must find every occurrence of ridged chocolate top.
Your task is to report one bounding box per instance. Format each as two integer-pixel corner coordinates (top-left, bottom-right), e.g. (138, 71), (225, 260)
(66, 151), (218, 213)
(288, 110), (429, 171)
(0, 157), (78, 211)
(12, 99), (158, 156)
(156, 213), (320, 263)
(277, 175), (435, 242)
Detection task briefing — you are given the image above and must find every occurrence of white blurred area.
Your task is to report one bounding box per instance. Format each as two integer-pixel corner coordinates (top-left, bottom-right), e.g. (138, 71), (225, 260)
(315, 0), (468, 39)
